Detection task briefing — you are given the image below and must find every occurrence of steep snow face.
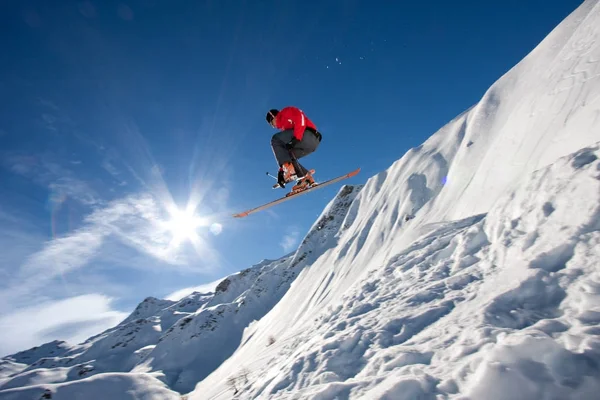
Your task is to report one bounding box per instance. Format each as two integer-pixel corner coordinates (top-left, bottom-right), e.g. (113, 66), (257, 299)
(132, 185), (363, 393)
(193, 143), (600, 398)
(428, 0), (600, 222)
(191, 1), (600, 398)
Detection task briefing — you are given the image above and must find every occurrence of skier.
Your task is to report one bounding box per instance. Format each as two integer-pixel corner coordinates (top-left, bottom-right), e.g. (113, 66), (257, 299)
(266, 106), (322, 191)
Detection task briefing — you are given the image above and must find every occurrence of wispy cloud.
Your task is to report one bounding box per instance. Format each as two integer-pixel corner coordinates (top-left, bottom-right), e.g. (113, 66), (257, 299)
(5, 155), (100, 206)
(0, 185), (227, 355)
(0, 112), (235, 354)
(36, 98), (73, 135)
(99, 148), (128, 187)
(280, 227), (300, 252)
(19, 227), (106, 280)
(37, 97), (60, 111)
(1, 192), (220, 306)
(102, 159), (121, 178)
(41, 113), (58, 132)
(0, 294), (127, 357)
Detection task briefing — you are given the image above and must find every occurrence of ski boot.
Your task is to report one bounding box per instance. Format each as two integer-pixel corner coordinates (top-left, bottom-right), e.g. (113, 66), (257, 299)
(273, 162), (298, 188)
(288, 172), (316, 195)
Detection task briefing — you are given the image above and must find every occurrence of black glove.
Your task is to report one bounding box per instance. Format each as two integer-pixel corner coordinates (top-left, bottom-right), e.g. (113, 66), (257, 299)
(285, 137), (300, 150)
(277, 169), (286, 188)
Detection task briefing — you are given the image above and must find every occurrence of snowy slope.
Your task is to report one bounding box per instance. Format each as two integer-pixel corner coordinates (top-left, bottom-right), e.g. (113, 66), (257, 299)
(0, 290), (214, 393)
(194, 144), (600, 399)
(132, 184), (362, 393)
(2, 341), (70, 366)
(0, 372), (179, 400)
(0, 360), (26, 388)
(190, 1), (600, 398)
(0, 184), (361, 396)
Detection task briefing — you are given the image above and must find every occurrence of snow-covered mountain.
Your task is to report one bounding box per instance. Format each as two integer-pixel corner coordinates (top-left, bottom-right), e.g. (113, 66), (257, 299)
(2, 0), (600, 399)
(0, 185), (362, 398)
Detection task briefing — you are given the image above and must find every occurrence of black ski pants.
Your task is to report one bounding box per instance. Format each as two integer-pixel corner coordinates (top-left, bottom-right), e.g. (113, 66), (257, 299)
(271, 128), (321, 177)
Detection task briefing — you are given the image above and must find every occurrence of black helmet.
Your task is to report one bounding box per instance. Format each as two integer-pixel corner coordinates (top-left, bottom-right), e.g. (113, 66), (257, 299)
(266, 109), (279, 124)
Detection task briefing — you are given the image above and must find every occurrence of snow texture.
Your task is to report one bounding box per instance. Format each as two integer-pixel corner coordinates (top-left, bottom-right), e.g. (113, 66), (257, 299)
(0, 372), (179, 400)
(2, 1), (600, 399)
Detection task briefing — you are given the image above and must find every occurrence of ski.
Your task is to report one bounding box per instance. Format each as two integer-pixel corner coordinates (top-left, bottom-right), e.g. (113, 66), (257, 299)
(233, 168), (360, 218)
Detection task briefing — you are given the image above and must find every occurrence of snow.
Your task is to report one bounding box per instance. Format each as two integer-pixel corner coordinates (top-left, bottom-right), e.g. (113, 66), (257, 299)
(131, 184), (363, 393)
(187, 1), (600, 398)
(0, 360), (26, 388)
(0, 372), (179, 400)
(2, 341), (70, 366)
(2, 0), (600, 398)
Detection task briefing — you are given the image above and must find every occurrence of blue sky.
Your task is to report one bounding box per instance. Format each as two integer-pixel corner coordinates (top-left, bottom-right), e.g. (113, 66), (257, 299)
(0, 0), (583, 355)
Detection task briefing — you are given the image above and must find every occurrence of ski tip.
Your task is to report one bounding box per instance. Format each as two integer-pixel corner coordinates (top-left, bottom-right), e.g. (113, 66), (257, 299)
(232, 211), (249, 218)
(349, 167), (360, 176)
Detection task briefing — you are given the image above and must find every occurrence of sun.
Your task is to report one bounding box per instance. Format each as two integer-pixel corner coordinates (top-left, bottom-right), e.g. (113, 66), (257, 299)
(165, 206), (206, 246)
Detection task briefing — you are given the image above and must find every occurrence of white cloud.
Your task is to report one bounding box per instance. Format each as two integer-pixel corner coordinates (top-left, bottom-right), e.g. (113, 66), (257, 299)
(9, 160), (32, 175)
(19, 227), (106, 279)
(101, 153), (128, 186)
(49, 177), (99, 206)
(165, 278), (224, 301)
(0, 294), (127, 357)
(0, 191), (218, 314)
(280, 227), (300, 252)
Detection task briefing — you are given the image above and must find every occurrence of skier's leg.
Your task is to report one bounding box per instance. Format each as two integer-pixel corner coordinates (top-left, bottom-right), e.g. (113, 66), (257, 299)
(272, 128), (321, 184)
(271, 129), (300, 186)
(290, 129), (321, 177)
(291, 159), (308, 176)
(271, 129), (295, 166)
(292, 129), (321, 159)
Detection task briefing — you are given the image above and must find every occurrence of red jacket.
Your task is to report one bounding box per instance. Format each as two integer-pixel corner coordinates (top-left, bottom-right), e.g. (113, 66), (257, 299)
(273, 106), (317, 141)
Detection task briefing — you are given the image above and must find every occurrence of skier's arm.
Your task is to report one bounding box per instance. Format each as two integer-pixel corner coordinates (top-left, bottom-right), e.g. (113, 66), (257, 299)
(288, 108), (306, 141)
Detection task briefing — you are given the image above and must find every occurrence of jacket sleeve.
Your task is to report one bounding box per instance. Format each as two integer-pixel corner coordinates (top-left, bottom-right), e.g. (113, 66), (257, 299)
(287, 107), (306, 141)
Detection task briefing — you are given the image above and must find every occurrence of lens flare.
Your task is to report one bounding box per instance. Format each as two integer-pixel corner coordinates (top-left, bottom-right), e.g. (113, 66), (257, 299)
(164, 205), (209, 247)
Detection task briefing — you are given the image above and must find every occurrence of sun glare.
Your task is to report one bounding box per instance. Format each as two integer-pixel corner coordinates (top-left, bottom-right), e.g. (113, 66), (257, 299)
(165, 206), (206, 246)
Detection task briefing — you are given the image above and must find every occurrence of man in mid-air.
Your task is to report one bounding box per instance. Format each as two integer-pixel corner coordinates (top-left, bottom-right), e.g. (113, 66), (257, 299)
(266, 106), (322, 191)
